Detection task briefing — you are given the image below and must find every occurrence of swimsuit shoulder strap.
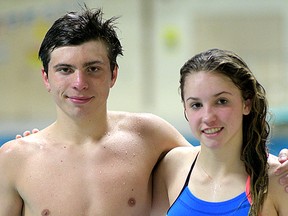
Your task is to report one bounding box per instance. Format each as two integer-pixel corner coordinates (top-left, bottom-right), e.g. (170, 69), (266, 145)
(166, 152), (200, 214)
(179, 152), (199, 194)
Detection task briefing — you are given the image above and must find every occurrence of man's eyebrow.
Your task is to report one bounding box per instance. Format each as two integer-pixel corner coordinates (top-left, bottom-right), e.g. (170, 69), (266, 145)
(53, 63), (74, 69)
(83, 60), (104, 67)
(52, 61), (104, 69)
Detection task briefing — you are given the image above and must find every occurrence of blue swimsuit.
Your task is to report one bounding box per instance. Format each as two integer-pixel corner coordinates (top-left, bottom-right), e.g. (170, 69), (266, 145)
(167, 154), (251, 216)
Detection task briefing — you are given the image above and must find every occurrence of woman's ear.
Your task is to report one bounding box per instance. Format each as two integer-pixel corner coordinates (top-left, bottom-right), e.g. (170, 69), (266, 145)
(41, 69), (51, 92)
(243, 99), (252, 115)
(184, 109), (189, 121)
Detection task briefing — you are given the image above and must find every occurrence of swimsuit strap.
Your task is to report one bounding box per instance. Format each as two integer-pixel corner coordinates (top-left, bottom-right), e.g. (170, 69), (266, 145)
(179, 152), (199, 195)
(167, 152), (200, 214)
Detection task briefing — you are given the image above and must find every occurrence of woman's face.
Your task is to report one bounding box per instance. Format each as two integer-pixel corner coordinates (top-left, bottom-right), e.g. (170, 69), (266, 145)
(183, 71), (251, 150)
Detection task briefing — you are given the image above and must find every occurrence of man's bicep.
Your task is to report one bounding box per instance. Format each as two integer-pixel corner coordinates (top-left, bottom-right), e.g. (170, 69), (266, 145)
(0, 169), (23, 215)
(0, 187), (23, 215)
(0, 145), (23, 215)
(151, 159), (170, 216)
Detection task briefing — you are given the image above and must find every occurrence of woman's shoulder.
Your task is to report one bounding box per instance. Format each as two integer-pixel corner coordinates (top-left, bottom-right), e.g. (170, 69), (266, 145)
(166, 146), (199, 158)
(161, 146), (199, 171)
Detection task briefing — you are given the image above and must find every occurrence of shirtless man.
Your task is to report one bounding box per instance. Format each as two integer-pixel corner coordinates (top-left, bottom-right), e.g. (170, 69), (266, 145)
(0, 6), (288, 216)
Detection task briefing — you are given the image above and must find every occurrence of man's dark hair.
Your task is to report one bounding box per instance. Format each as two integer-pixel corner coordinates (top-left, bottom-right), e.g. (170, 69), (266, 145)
(39, 5), (123, 74)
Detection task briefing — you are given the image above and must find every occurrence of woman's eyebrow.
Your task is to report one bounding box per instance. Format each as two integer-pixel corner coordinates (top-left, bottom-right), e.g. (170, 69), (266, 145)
(185, 91), (233, 102)
(214, 91), (233, 97)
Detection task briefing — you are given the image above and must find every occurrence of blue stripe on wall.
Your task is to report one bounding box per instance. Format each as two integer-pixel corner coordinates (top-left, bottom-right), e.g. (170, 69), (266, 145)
(185, 136), (287, 156)
(1, 135), (287, 156)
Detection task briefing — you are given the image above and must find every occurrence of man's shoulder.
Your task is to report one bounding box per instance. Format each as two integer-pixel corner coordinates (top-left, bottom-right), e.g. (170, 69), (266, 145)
(109, 111), (166, 128)
(0, 134), (44, 163)
(0, 139), (28, 173)
(0, 139), (25, 156)
(109, 111), (162, 120)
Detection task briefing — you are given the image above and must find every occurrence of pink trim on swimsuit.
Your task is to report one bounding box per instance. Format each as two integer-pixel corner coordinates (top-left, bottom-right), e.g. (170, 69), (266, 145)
(245, 175), (252, 204)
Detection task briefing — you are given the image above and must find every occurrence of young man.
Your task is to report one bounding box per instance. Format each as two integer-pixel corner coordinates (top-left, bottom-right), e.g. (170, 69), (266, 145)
(1, 7), (288, 216)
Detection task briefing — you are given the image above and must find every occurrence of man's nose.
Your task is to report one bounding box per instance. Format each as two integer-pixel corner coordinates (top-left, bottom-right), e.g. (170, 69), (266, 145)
(72, 71), (88, 90)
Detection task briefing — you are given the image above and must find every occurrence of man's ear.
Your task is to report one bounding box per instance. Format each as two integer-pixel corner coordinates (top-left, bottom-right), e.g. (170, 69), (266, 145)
(243, 99), (252, 115)
(41, 69), (51, 92)
(110, 66), (118, 88)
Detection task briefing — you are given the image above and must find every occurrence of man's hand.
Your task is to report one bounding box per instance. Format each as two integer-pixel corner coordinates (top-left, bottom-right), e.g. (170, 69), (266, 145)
(275, 148), (288, 192)
(278, 148), (288, 164)
(15, 128), (39, 139)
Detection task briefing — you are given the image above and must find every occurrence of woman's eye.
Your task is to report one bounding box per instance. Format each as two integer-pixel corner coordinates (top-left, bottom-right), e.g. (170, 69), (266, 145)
(191, 103), (202, 109)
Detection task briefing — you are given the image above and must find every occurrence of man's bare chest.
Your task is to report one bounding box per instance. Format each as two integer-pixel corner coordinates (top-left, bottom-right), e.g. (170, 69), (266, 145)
(17, 146), (154, 216)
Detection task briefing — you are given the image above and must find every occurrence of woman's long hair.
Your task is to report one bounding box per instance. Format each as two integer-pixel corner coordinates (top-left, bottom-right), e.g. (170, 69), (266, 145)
(179, 48), (270, 215)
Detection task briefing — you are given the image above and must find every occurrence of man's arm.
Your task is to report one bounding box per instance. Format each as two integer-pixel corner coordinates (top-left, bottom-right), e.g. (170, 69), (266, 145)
(0, 142), (23, 215)
(151, 149), (174, 216)
(273, 148), (288, 192)
(15, 129), (288, 192)
(262, 153), (288, 215)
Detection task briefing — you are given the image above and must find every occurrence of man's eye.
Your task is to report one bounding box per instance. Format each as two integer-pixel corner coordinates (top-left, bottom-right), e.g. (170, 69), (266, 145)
(57, 68), (72, 73)
(88, 66), (99, 73)
(217, 99), (228, 105)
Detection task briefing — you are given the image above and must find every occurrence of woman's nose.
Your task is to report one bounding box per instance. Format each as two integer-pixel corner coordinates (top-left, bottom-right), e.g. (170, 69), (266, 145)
(203, 106), (217, 125)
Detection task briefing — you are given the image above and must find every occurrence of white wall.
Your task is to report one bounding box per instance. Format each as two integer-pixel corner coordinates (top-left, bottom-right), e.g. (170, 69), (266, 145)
(0, 0), (287, 139)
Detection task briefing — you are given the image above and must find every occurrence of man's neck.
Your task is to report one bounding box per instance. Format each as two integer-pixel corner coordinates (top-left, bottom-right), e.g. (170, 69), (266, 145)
(50, 111), (110, 145)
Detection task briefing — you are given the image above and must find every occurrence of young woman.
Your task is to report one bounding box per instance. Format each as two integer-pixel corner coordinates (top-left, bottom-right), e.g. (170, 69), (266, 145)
(152, 48), (288, 216)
